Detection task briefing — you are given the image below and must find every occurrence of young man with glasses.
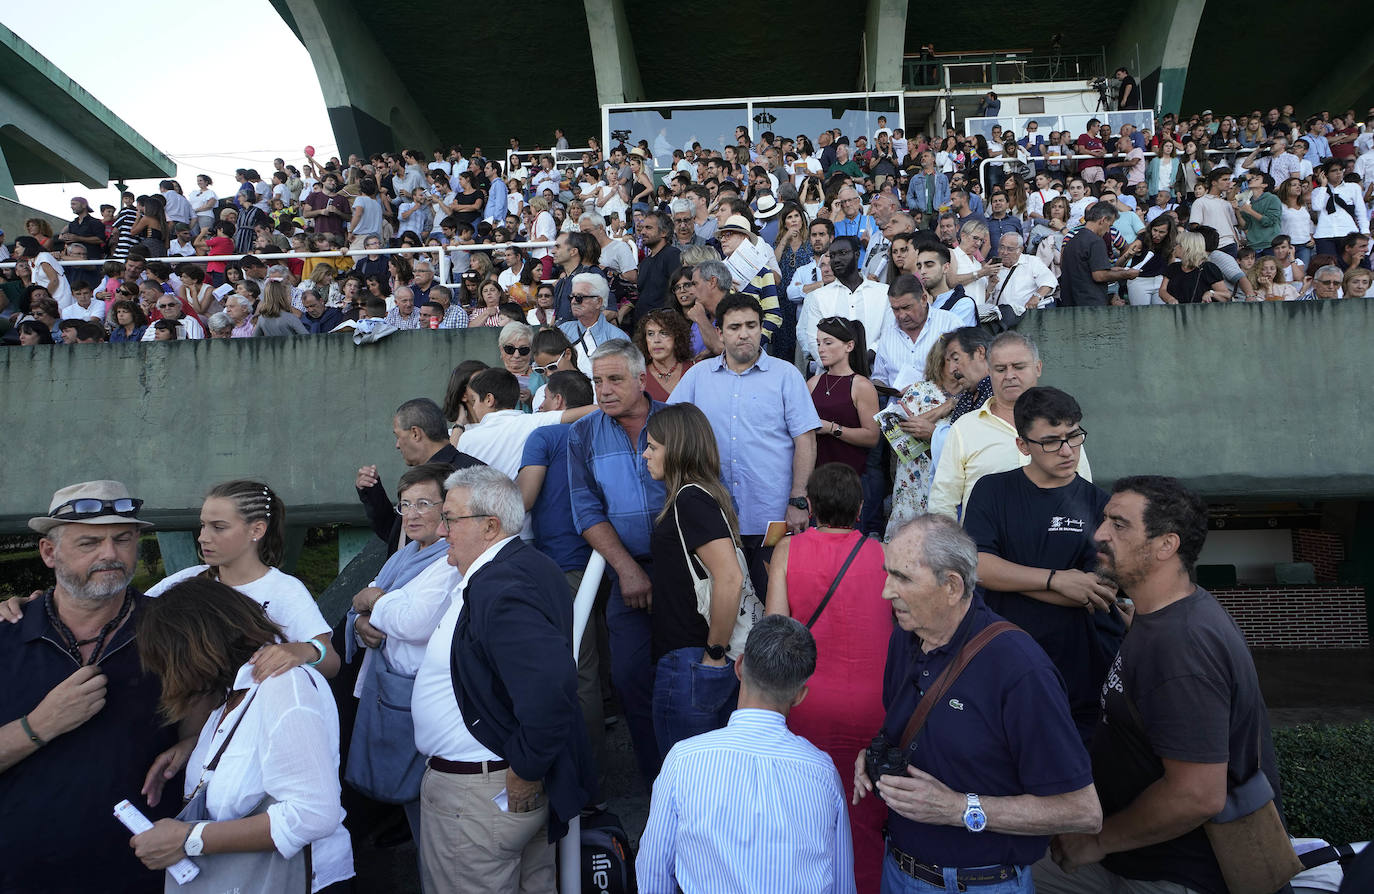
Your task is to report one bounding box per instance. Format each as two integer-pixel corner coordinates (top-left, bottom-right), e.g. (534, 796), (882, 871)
(962, 386), (1119, 746)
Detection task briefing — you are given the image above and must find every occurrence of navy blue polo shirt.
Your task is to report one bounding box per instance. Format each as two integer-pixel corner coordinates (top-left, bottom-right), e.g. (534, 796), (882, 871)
(879, 595), (1092, 868)
(0, 592), (178, 893)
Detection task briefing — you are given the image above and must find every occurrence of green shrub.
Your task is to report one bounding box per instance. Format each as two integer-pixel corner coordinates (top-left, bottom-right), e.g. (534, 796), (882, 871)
(1275, 721), (1374, 844)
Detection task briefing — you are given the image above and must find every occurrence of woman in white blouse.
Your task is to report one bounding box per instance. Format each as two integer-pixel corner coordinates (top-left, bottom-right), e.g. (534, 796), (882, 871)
(147, 480), (340, 681)
(130, 578), (354, 892)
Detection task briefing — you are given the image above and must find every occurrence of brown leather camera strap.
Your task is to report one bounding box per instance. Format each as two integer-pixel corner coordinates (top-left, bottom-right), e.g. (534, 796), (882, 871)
(899, 621), (1017, 750)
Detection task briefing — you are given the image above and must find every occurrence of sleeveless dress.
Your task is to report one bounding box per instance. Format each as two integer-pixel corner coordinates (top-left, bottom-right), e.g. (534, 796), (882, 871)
(811, 373), (868, 473)
(784, 528), (892, 894)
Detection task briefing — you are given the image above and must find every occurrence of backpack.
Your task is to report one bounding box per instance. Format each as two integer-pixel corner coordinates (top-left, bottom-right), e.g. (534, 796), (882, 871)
(580, 809), (636, 894)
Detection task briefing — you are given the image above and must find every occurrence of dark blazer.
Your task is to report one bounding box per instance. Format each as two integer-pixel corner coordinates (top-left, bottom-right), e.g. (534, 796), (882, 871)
(449, 538), (594, 841)
(355, 444), (481, 554)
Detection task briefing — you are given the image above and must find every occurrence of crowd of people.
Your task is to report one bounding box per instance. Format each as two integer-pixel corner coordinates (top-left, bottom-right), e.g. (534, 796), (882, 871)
(2, 97), (1368, 894)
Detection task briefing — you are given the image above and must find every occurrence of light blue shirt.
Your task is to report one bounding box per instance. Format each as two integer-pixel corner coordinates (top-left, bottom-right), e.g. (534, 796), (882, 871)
(637, 709), (855, 894)
(668, 351), (821, 534)
(484, 178), (509, 222)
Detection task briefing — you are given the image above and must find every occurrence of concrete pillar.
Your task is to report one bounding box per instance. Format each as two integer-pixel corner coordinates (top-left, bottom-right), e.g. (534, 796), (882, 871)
(582, 0), (645, 106)
(1107, 0), (1206, 115)
(0, 150), (17, 201)
(861, 0), (909, 92)
(282, 0), (437, 158)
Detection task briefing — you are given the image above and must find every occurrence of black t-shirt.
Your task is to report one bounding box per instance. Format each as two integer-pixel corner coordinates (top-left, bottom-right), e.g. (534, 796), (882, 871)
(452, 190), (483, 225)
(649, 484), (732, 660)
(633, 243), (681, 325)
(1164, 261), (1225, 304)
(67, 215), (106, 259)
(1059, 232), (1111, 306)
(964, 469), (1121, 742)
(1094, 588), (1282, 894)
(1118, 75), (1140, 109)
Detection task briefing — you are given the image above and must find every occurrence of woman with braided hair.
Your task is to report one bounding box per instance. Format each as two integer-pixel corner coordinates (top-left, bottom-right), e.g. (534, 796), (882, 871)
(146, 480), (340, 681)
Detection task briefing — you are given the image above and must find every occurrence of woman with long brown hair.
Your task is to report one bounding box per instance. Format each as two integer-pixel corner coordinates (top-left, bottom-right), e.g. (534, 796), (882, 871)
(643, 402), (750, 758)
(129, 578), (353, 891)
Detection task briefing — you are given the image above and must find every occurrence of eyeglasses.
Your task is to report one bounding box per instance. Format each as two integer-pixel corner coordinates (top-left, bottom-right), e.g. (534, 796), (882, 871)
(502, 344), (531, 356)
(50, 497), (143, 520)
(571, 293), (597, 303)
(1022, 429), (1087, 453)
(156, 303), (180, 310)
(440, 513), (493, 526)
(1315, 279), (1342, 286)
(394, 499), (441, 516)
(531, 350), (567, 375)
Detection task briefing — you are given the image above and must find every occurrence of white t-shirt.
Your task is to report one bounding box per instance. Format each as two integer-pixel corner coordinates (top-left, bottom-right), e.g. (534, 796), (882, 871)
(148, 565), (330, 644)
(61, 299), (106, 321)
(598, 237), (638, 275)
(188, 189), (218, 221)
(1068, 197), (1097, 226)
(32, 252), (73, 309)
(458, 409), (565, 479)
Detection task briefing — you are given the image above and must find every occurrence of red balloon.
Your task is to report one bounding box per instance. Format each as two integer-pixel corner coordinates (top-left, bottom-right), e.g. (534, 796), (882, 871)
(304, 145), (316, 157)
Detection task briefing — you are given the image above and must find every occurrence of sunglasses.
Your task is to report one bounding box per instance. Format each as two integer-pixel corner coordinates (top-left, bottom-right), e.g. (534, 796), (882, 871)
(570, 293), (597, 303)
(50, 497), (143, 520)
(503, 344), (531, 356)
(531, 350), (567, 375)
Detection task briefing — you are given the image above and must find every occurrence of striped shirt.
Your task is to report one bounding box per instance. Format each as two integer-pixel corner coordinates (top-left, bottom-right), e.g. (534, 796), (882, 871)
(637, 709), (855, 894)
(113, 207), (139, 259)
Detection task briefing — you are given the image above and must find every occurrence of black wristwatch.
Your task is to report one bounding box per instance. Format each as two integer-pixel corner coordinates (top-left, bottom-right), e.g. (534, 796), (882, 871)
(704, 643), (727, 661)
(788, 496), (809, 511)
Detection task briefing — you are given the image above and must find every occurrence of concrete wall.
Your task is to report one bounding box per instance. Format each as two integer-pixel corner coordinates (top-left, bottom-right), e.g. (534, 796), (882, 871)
(2, 302), (1371, 533)
(0, 329), (499, 533)
(1018, 300), (1372, 500)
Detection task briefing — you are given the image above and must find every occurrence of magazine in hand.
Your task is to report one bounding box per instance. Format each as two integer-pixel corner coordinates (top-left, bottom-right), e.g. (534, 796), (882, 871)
(874, 380), (947, 464)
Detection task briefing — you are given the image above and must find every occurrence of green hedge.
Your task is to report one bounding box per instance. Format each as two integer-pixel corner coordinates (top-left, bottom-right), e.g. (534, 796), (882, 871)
(1275, 720), (1374, 844)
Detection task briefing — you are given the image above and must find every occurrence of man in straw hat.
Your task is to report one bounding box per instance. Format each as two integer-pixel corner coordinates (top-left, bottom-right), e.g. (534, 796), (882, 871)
(0, 480), (184, 892)
(716, 214), (785, 355)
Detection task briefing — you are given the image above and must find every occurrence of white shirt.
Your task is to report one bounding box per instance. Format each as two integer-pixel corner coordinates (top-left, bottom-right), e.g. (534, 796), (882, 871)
(428, 160), (452, 176)
(161, 189), (194, 224)
(458, 409), (566, 479)
(797, 278), (895, 363)
(951, 246), (992, 308)
(360, 550), (459, 696)
(1311, 183), (1370, 237)
(785, 259), (824, 305)
(991, 254), (1058, 314)
(600, 237), (638, 276)
(188, 188), (219, 220)
(148, 565), (330, 644)
(167, 239), (197, 257)
(1191, 194), (1240, 247)
(872, 307), (964, 389)
(184, 663), (352, 891)
(61, 299), (106, 321)
(1068, 196), (1097, 226)
(31, 252), (72, 309)
(412, 537), (516, 762)
(790, 156), (822, 188)
(140, 314), (207, 340)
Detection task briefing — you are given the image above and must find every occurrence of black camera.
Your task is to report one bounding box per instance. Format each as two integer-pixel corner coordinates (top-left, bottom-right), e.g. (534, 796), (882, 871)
(864, 734), (910, 788)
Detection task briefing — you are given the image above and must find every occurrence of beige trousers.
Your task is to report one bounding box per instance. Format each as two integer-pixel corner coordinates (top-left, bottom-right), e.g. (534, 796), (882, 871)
(418, 765), (554, 894)
(1032, 855), (1200, 894)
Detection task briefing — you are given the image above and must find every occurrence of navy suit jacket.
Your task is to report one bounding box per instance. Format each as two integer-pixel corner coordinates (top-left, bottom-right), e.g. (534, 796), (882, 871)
(449, 538), (594, 841)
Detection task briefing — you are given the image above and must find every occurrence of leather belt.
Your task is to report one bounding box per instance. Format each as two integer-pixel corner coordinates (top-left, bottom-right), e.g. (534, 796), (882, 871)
(426, 757), (509, 775)
(887, 844), (1019, 890)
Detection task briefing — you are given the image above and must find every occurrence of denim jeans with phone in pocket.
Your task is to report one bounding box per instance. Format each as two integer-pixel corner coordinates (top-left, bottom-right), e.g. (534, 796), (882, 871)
(652, 646), (739, 761)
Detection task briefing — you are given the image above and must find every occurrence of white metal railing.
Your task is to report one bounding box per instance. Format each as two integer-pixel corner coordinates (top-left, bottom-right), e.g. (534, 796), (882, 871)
(0, 242), (556, 289)
(963, 112), (1157, 141)
(507, 147), (596, 179)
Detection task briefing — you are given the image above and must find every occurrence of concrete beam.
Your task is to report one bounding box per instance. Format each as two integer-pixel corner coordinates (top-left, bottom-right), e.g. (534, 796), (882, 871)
(583, 0), (645, 106)
(0, 84), (109, 188)
(1108, 0), (1206, 114)
(1298, 28), (1374, 113)
(281, 0), (437, 158)
(861, 0), (909, 92)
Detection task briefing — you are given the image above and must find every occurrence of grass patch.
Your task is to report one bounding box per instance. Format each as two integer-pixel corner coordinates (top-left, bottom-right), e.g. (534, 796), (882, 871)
(1275, 720), (1374, 844)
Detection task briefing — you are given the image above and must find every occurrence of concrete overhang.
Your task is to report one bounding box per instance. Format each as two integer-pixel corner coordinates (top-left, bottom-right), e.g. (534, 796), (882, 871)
(0, 23), (174, 190)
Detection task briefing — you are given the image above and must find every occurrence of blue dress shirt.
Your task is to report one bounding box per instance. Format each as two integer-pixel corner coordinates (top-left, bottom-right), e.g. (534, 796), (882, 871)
(668, 352), (821, 535)
(637, 709), (856, 894)
(567, 400), (668, 559)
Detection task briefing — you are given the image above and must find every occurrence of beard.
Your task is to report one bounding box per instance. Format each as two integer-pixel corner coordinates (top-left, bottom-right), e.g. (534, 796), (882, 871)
(55, 560), (133, 603)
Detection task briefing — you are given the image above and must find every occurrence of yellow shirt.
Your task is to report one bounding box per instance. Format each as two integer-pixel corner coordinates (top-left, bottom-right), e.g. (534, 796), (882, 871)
(928, 398), (1092, 519)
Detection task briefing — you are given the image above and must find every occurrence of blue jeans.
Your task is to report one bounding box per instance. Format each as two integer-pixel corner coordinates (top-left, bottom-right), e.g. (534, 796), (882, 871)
(606, 566), (659, 785)
(881, 854), (1033, 894)
(652, 647), (739, 761)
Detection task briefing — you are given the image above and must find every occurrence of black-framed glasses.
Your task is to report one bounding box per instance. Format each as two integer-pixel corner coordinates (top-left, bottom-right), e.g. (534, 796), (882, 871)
(571, 293), (597, 303)
(502, 344), (531, 356)
(1023, 429), (1087, 453)
(394, 499), (441, 516)
(50, 498), (143, 520)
